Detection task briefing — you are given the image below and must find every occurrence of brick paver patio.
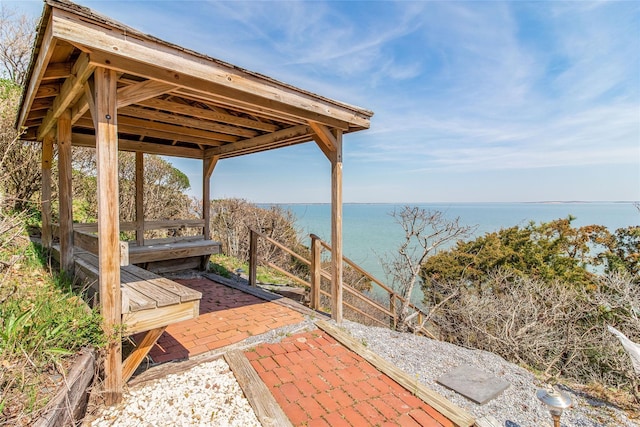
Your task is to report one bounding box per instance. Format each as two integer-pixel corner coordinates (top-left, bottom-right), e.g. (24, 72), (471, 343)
(144, 277), (305, 363)
(246, 330), (454, 427)
(133, 277), (454, 426)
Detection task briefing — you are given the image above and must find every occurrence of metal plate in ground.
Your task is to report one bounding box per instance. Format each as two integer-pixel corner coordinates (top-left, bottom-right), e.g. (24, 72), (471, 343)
(437, 365), (510, 405)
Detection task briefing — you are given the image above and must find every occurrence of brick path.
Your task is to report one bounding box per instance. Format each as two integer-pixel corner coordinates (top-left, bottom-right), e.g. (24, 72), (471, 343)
(144, 277), (305, 363)
(246, 330), (454, 427)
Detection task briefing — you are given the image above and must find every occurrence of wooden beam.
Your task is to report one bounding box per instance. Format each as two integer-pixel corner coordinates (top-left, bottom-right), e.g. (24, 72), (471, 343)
(122, 326), (166, 382)
(309, 121), (338, 153)
(37, 53), (96, 140)
(311, 134), (332, 161)
(80, 78), (96, 128)
(116, 80), (176, 108)
(202, 155), (218, 240)
(42, 62), (73, 81)
(138, 98), (279, 132)
(119, 105), (258, 138)
(34, 83), (60, 99)
(330, 129), (343, 323)
(316, 320), (476, 427)
(57, 110), (74, 273)
(73, 116), (231, 146)
(224, 350), (293, 427)
(94, 67), (123, 405)
(72, 133), (204, 159)
(41, 132), (54, 248)
(207, 125), (311, 157)
(17, 14), (56, 129)
(135, 152), (144, 245)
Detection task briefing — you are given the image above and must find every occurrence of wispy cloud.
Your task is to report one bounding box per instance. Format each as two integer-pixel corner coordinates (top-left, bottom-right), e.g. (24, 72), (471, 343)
(12, 0), (637, 202)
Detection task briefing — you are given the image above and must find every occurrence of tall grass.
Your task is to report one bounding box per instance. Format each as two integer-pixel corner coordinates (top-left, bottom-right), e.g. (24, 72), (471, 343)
(0, 210), (105, 425)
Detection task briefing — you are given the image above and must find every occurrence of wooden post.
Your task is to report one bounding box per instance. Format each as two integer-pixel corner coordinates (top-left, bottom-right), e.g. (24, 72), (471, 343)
(202, 155), (218, 240)
(330, 130), (343, 323)
(41, 132), (54, 248)
(57, 110), (73, 273)
(310, 234), (321, 310)
(95, 67), (122, 405)
(248, 229), (257, 287)
(135, 151), (144, 246)
(389, 294), (396, 330)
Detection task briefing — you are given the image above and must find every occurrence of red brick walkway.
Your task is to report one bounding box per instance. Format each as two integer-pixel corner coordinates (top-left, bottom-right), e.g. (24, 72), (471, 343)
(145, 278), (305, 363)
(246, 330), (454, 427)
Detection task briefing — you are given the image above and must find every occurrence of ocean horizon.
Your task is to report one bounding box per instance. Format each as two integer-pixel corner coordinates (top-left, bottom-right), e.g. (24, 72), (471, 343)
(263, 201), (639, 287)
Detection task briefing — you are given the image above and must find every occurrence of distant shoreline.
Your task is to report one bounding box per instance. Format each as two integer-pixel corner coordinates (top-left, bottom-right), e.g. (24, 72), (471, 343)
(266, 200), (638, 205)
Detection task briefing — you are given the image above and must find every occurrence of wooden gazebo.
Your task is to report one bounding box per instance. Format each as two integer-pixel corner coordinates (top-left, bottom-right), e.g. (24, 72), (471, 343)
(16, 0), (372, 403)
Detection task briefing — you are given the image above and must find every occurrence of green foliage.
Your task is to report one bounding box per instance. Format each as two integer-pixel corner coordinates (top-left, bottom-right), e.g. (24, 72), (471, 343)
(421, 217), (614, 296)
(0, 210), (104, 423)
(601, 225), (640, 280)
(209, 253), (296, 285)
(0, 78), (20, 100)
(71, 149), (192, 228)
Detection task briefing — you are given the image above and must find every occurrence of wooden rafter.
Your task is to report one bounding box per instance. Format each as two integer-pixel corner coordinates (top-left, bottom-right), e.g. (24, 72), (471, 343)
(72, 133), (204, 158)
(206, 124), (311, 157)
(119, 105), (258, 138)
(38, 53), (96, 139)
(137, 98), (280, 132)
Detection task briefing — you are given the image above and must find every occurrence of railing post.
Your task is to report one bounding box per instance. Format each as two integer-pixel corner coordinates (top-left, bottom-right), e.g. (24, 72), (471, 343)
(310, 234), (322, 310)
(249, 229), (258, 287)
(389, 294), (396, 330)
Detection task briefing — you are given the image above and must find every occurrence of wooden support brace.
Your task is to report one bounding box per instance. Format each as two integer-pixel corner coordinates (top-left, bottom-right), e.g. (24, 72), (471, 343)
(41, 132), (54, 248)
(122, 326), (166, 382)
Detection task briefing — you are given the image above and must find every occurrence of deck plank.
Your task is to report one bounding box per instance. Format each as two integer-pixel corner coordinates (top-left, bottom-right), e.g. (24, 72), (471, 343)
(123, 265), (202, 302)
(119, 269), (181, 307)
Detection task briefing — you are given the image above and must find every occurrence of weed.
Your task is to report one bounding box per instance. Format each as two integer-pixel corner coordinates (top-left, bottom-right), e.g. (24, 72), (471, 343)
(0, 212), (105, 424)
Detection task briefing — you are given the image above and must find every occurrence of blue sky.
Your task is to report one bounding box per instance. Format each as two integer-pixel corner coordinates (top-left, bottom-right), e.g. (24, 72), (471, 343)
(7, 0), (640, 203)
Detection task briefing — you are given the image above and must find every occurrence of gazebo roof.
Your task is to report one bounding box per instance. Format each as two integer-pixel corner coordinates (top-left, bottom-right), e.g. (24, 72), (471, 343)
(17, 0), (373, 159)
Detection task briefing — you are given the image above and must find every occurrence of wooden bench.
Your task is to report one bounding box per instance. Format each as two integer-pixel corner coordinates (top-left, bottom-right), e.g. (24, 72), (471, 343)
(56, 246), (202, 381)
(127, 237), (222, 273)
(54, 223), (222, 273)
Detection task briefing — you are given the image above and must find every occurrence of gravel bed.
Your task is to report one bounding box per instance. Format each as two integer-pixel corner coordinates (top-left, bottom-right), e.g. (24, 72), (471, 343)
(89, 358), (260, 427)
(341, 320), (637, 427)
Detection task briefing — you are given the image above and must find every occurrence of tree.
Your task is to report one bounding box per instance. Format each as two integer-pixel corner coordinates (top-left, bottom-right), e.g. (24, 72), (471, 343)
(0, 79), (41, 212)
(209, 198), (301, 264)
(381, 206), (474, 332)
(0, 5), (35, 86)
(0, 9), (40, 212)
(600, 225), (640, 280)
(421, 217), (611, 301)
(71, 148), (193, 229)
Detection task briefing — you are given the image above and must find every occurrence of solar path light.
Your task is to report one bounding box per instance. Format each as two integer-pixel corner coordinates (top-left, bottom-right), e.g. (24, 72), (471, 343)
(536, 386), (572, 427)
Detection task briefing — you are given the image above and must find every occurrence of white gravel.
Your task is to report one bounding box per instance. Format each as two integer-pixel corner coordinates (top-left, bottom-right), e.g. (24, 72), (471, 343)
(86, 316), (637, 427)
(341, 320), (638, 427)
(89, 358), (260, 427)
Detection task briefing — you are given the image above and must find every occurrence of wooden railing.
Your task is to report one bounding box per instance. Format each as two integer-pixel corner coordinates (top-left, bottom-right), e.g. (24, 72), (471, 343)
(248, 228), (436, 339)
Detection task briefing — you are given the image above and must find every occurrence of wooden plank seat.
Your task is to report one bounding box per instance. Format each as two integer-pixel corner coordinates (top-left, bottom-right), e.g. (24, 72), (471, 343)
(57, 246), (202, 381)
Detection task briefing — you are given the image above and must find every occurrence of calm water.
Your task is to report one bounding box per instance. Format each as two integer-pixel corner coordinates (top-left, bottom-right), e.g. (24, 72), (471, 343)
(268, 202), (639, 283)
